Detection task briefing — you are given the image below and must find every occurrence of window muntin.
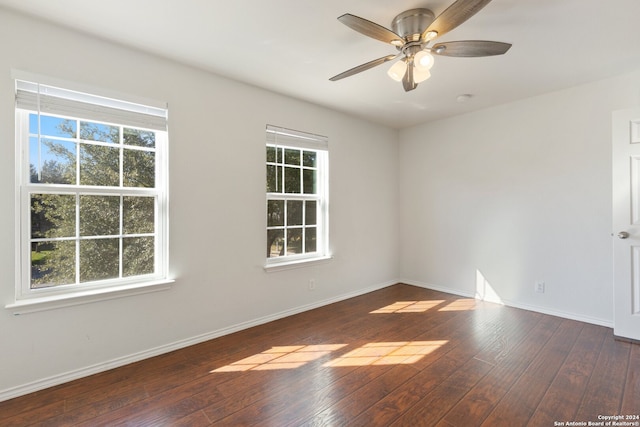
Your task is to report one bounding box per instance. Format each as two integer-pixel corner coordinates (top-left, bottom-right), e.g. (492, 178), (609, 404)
(266, 126), (328, 265)
(16, 80), (168, 298)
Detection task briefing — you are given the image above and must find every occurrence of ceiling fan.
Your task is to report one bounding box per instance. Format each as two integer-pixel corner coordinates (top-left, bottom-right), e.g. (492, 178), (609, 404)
(329, 0), (511, 92)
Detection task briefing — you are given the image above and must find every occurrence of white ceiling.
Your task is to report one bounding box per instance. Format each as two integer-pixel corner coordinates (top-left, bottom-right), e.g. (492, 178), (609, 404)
(1, 0), (640, 129)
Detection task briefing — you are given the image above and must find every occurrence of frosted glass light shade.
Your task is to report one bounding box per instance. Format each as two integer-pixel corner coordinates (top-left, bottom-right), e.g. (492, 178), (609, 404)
(414, 51), (434, 71)
(387, 60), (407, 82)
(423, 30), (438, 41)
(413, 67), (431, 83)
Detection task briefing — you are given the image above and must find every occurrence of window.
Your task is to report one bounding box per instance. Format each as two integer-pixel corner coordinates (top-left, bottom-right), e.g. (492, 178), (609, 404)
(13, 80), (169, 304)
(266, 125), (329, 266)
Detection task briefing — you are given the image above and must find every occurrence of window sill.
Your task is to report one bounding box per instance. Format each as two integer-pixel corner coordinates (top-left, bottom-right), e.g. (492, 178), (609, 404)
(5, 279), (175, 315)
(264, 255), (333, 272)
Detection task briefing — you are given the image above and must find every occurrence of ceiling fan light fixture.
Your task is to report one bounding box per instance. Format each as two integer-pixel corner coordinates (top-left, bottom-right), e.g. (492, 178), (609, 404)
(331, 2), (512, 92)
(413, 67), (431, 83)
(414, 50), (434, 71)
(387, 60), (407, 82)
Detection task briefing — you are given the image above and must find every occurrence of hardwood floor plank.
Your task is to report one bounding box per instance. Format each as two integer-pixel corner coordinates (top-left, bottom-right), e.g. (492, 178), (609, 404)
(204, 363), (348, 424)
(621, 342), (640, 415)
(66, 381), (149, 412)
(294, 365), (420, 427)
(173, 410), (213, 426)
(205, 315), (460, 424)
(72, 371), (226, 426)
(389, 357), (494, 426)
(273, 363), (392, 426)
(383, 307), (545, 426)
(0, 349), (186, 423)
(199, 318), (430, 420)
(204, 288), (469, 424)
(0, 401), (65, 427)
(28, 384), (149, 426)
(480, 318), (585, 426)
(273, 300), (480, 425)
(528, 323), (608, 426)
(205, 351), (394, 425)
(319, 340), (472, 426)
(574, 333), (632, 421)
(274, 310), (480, 426)
(442, 314), (562, 426)
(328, 301), (526, 426)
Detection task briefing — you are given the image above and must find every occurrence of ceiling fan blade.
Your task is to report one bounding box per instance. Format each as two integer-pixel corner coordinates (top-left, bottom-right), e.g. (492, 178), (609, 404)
(329, 54), (398, 81)
(422, 0), (493, 40)
(402, 63), (417, 92)
(338, 14), (404, 46)
(431, 40), (511, 57)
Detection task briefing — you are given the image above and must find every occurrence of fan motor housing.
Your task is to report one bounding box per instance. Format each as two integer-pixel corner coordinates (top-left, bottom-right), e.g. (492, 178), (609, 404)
(391, 8), (435, 41)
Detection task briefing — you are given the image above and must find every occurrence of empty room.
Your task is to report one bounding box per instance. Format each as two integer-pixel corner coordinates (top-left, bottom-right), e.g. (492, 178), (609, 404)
(0, 0), (639, 425)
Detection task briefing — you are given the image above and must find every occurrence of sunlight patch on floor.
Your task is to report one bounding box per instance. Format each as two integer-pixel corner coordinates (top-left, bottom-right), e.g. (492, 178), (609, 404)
(211, 340), (450, 372)
(211, 344), (347, 372)
(323, 341), (448, 367)
(370, 300), (446, 314)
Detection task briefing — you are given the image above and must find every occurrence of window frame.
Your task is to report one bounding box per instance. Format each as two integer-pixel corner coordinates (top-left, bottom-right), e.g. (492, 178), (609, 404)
(265, 125), (330, 269)
(9, 79), (171, 312)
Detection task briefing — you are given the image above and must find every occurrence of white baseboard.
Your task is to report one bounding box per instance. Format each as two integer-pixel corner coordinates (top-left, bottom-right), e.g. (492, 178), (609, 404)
(0, 280), (396, 403)
(402, 279), (613, 328)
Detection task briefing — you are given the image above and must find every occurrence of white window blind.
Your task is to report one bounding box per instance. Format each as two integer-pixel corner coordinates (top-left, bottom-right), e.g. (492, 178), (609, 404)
(15, 80), (167, 131)
(266, 125), (328, 151)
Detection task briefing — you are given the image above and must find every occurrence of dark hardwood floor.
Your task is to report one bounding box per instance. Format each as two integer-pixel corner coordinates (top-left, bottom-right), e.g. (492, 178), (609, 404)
(1, 284), (638, 426)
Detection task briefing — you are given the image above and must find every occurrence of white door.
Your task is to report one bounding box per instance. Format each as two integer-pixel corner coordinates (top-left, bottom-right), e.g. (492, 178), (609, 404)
(613, 108), (640, 341)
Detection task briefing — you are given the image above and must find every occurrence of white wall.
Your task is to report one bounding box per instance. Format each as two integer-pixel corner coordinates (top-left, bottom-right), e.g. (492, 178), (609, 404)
(399, 69), (640, 325)
(0, 9), (400, 399)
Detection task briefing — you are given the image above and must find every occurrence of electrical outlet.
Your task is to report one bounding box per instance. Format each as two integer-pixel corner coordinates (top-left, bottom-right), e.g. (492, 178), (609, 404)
(308, 279), (316, 291)
(535, 281), (545, 294)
